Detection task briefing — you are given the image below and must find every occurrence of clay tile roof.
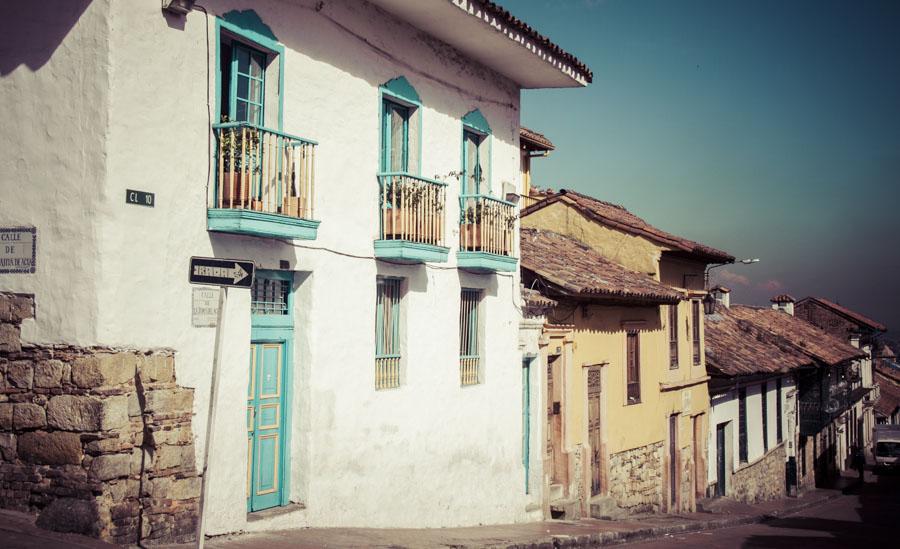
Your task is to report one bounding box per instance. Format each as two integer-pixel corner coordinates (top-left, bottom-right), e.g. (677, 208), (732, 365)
(522, 189), (734, 263)
(479, 1), (593, 84)
(728, 305), (866, 366)
(705, 305), (813, 377)
(520, 127), (555, 151)
(796, 296), (887, 332)
(520, 228), (681, 304)
(521, 286), (557, 309)
(875, 367), (900, 418)
(770, 294), (796, 304)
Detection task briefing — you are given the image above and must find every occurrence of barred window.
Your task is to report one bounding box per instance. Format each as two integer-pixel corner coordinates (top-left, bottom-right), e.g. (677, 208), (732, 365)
(375, 277), (402, 390)
(762, 383), (769, 452)
(668, 304), (679, 369)
(691, 300), (702, 365)
(251, 276), (289, 315)
(738, 387), (748, 463)
(627, 332), (641, 404)
(459, 289), (481, 385)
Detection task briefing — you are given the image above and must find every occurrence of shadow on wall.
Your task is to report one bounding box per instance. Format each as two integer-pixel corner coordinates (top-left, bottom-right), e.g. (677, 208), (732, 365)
(0, 0), (92, 76)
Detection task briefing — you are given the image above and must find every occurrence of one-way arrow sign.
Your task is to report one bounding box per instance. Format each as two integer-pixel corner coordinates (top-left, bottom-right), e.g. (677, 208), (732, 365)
(189, 256), (254, 288)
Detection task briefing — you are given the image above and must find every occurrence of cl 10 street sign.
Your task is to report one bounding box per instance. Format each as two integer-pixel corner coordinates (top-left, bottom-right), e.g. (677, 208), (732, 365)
(189, 257), (254, 288)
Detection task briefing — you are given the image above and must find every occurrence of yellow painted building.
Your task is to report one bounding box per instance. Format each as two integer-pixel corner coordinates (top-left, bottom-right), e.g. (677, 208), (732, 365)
(521, 190), (733, 516)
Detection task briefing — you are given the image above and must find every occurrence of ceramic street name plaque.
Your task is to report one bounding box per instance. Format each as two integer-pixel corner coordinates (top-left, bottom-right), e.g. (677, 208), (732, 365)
(192, 287), (220, 327)
(0, 227), (36, 274)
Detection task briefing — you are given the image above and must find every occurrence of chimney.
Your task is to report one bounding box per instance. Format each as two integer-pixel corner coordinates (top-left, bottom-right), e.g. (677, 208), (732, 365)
(770, 294), (796, 316)
(711, 285), (731, 309)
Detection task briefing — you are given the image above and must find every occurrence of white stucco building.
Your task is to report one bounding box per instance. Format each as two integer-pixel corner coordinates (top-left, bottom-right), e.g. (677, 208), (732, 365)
(0, 0), (590, 540)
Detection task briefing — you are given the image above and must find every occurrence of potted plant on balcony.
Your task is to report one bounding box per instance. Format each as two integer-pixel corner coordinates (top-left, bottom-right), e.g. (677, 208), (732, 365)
(460, 200), (483, 251)
(381, 177), (437, 240)
(217, 115), (261, 209)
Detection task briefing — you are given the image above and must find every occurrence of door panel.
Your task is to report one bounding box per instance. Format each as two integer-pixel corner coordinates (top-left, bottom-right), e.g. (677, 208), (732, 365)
(588, 367), (602, 497)
(248, 342), (286, 511)
(716, 423), (726, 497)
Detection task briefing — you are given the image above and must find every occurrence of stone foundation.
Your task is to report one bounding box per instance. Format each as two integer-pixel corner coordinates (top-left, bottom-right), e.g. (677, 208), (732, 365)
(607, 441), (663, 513)
(0, 293), (200, 545)
(731, 444), (786, 504)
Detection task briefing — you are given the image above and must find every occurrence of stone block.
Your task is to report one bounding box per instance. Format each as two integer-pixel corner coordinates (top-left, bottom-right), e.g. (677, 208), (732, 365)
(13, 403), (46, 429)
(143, 388), (193, 415)
(0, 432), (15, 460)
(72, 353), (137, 389)
(47, 395), (102, 431)
(101, 395), (129, 431)
(0, 324), (20, 353)
(141, 354), (175, 383)
(36, 497), (98, 536)
(0, 294), (33, 323)
(153, 444), (195, 472)
(148, 425), (193, 446)
(0, 402), (12, 430)
(128, 391), (141, 417)
(6, 360), (33, 389)
(18, 431), (82, 465)
(84, 435), (132, 455)
(147, 475), (200, 501)
(90, 453), (132, 481)
(34, 360), (65, 388)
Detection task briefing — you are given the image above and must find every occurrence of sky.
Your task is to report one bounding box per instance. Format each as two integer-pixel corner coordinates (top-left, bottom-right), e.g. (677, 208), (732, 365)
(510, 0), (900, 333)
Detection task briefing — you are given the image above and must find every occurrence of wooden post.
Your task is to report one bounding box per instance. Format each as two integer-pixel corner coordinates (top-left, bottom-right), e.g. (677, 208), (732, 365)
(196, 287), (227, 549)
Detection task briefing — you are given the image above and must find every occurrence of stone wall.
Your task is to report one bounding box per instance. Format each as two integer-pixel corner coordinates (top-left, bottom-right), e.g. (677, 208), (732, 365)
(607, 441), (663, 513)
(731, 444), (786, 504)
(0, 293), (199, 545)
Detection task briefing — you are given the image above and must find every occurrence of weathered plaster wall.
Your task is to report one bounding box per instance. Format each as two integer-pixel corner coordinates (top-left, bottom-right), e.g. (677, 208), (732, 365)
(97, 0), (526, 533)
(0, 0), (110, 345)
(521, 202), (664, 276)
(707, 376), (796, 495)
(518, 316), (548, 515)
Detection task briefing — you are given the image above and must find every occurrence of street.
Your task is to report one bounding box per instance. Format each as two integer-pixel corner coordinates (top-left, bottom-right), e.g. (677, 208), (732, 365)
(626, 471), (900, 548)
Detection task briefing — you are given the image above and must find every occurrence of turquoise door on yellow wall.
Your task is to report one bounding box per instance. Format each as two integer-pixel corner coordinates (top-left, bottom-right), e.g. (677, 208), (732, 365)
(248, 270), (294, 512)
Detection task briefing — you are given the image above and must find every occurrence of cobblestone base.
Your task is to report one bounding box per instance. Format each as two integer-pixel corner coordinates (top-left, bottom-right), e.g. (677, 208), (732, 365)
(731, 444), (787, 504)
(0, 293), (199, 545)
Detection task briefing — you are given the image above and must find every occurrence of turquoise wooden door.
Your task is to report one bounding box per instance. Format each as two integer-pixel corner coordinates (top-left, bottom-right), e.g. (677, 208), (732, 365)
(248, 342), (286, 511)
(247, 270), (294, 513)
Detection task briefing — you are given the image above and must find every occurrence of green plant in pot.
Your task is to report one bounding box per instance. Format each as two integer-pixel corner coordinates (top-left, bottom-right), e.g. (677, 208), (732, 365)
(217, 115), (262, 208)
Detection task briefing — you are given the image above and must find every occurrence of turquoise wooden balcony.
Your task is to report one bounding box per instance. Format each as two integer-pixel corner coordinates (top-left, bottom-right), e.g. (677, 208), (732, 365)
(208, 122), (320, 240)
(457, 194), (518, 272)
(375, 172), (449, 263)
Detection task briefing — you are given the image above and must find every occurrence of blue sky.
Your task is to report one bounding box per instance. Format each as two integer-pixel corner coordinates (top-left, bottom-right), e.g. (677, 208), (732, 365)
(511, 0), (900, 332)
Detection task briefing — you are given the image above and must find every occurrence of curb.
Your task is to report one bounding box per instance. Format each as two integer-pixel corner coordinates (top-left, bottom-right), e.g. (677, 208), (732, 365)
(503, 492), (844, 548)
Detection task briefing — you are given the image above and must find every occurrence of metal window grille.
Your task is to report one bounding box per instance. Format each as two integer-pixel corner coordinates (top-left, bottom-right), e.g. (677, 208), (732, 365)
(738, 387), (748, 463)
(251, 277), (288, 315)
(626, 331), (641, 403)
(776, 378), (783, 443)
(691, 300), (702, 365)
(375, 277), (402, 389)
(762, 383), (769, 452)
(460, 289), (481, 385)
(668, 304), (679, 369)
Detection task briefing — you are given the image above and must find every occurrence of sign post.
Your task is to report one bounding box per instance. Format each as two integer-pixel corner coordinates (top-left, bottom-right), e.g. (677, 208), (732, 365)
(190, 257), (254, 549)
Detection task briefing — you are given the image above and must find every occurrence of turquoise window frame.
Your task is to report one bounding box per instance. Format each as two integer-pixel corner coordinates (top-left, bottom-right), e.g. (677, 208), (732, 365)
(461, 109), (492, 195)
(249, 269), (294, 509)
(215, 10), (285, 130)
(375, 277), (402, 361)
(459, 288), (480, 361)
(230, 42), (267, 125)
(381, 99), (410, 173)
(378, 76), (423, 176)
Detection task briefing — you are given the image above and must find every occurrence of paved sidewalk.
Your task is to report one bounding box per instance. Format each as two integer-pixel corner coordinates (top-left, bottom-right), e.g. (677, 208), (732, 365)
(203, 488), (842, 549)
(0, 487), (843, 548)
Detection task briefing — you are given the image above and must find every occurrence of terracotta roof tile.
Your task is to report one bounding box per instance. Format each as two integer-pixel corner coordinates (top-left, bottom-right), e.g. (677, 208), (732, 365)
(479, 1), (593, 84)
(728, 305), (866, 366)
(521, 286), (557, 309)
(875, 366), (900, 418)
(520, 127), (555, 151)
(770, 294), (796, 303)
(705, 305), (812, 378)
(796, 296), (887, 332)
(522, 189), (734, 263)
(520, 228), (681, 304)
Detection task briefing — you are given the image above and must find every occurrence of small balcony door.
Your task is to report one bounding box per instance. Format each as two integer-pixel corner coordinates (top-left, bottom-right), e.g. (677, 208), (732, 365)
(462, 129), (483, 195)
(221, 40), (266, 125)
